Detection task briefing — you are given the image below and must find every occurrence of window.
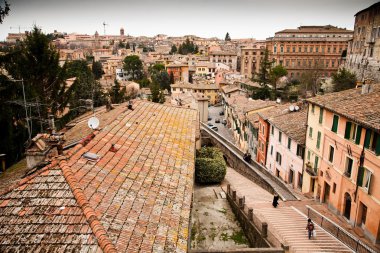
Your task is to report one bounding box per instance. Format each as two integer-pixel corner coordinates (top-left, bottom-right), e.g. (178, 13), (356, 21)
(276, 152), (282, 165)
(328, 145), (335, 163)
(363, 129), (380, 155)
(345, 157), (353, 178)
(271, 125), (274, 135)
(316, 131), (321, 149)
(279, 131), (282, 143)
(314, 156), (319, 170)
(288, 138), (291, 150)
(344, 121), (358, 141)
(287, 47), (290, 53)
(311, 104), (315, 113)
(331, 114), (339, 133)
(319, 108), (323, 124)
(273, 46), (277, 53)
(333, 183), (336, 193)
(307, 150), (311, 160)
(297, 145), (304, 158)
(358, 167), (372, 192)
(309, 127), (313, 138)
(270, 145), (273, 155)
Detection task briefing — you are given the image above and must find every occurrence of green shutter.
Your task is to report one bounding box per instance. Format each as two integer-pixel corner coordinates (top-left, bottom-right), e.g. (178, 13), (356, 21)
(319, 108), (323, 124)
(357, 166), (364, 186)
(364, 129), (372, 149)
(355, 126), (362, 145)
(331, 115), (339, 133)
(375, 133), (380, 156)
(344, 122), (352, 139)
(316, 132), (321, 149)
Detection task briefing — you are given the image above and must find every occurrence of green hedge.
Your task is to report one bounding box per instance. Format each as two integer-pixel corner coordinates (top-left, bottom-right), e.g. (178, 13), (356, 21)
(195, 147), (226, 183)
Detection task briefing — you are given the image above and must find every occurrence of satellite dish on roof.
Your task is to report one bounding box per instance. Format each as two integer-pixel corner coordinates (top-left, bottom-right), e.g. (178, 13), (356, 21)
(289, 105), (295, 112)
(295, 105), (300, 111)
(88, 116), (100, 129)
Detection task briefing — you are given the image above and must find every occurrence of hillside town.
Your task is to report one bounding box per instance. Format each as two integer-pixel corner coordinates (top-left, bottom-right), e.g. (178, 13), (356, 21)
(0, 1), (379, 253)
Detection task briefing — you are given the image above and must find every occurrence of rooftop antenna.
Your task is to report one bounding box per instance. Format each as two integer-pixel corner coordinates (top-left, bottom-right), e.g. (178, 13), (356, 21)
(102, 21), (108, 36)
(88, 116), (100, 130)
(10, 25), (31, 33)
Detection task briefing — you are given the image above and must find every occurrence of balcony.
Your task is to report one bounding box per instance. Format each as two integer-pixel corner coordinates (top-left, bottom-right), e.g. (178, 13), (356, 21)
(305, 162), (318, 178)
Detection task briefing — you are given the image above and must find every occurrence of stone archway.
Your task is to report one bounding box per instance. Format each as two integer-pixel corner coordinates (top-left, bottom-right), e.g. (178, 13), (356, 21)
(344, 192), (352, 220)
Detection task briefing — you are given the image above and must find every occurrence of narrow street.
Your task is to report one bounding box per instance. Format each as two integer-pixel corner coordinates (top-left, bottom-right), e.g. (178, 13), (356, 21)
(207, 105), (236, 144)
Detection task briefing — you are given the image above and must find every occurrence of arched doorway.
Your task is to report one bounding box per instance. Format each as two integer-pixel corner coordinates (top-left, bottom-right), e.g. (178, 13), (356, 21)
(344, 192), (351, 220)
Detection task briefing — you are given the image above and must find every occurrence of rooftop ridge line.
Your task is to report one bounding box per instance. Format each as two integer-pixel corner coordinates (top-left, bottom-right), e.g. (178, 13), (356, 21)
(59, 158), (117, 253)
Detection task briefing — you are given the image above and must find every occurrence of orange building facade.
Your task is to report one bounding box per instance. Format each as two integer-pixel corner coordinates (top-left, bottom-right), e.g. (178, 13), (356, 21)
(307, 85), (380, 244)
(266, 25), (353, 79)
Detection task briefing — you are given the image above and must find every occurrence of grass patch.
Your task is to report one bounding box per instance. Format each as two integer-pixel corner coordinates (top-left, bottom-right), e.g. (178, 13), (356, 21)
(220, 232), (229, 241)
(230, 231), (248, 245)
(191, 223), (197, 241)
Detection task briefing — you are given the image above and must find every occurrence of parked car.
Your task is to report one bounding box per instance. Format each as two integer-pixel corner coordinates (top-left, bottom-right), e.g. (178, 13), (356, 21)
(207, 123), (213, 126)
(211, 126), (218, 131)
(208, 117), (212, 121)
(219, 111), (224, 116)
(215, 118), (220, 123)
(222, 119), (227, 125)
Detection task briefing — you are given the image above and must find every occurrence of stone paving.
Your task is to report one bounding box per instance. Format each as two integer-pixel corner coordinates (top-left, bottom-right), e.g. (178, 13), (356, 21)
(223, 167), (353, 253)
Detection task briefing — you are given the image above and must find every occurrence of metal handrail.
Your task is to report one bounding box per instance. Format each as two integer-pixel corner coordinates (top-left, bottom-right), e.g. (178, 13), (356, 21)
(307, 205), (377, 253)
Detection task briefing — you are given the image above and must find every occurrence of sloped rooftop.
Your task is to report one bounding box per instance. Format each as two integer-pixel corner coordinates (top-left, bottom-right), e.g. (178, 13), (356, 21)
(0, 100), (199, 252)
(307, 84), (380, 132)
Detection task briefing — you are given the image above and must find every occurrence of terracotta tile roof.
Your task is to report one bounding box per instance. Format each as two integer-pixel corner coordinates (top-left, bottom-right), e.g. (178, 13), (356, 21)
(0, 100), (198, 252)
(0, 162), (101, 252)
(257, 104), (291, 120)
(227, 95), (276, 121)
(63, 104), (129, 144)
(307, 84), (380, 132)
(268, 109), (307, 145)
(221, 84), (241, 94)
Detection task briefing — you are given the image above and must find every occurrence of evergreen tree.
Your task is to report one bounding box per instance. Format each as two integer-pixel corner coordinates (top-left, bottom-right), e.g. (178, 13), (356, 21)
(270, 65), (288, 97)
(110, 79), (125, 104)
(225, 32), (231, 41)
(150, 81), (160, 103)
(123, 55), (144, 81)
(170, 45), (177, 54)
(254, 49), (272, 86)
(126, 42), (130, 49)
(92, 61), (104, 80)
(149, 63), (170, 92)
(169, 72), (175, 84)
(332, 68), (357, 92)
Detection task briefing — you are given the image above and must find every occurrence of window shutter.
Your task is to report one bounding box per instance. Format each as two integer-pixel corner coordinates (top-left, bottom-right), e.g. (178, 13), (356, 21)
(319, 108), (323, 124)
(364, 129), (372, 149)
(355, 126), (362, 145)
(332, 115), (339, 133)
(357, 166), (364, 187)
(316, 132), (321, 149)
(376, 134), (380, 156)
(344, 122), (352, 139)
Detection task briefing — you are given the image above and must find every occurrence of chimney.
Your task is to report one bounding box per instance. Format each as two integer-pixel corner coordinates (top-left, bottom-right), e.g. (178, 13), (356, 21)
(361, 83), (373, 94)
(25, 134), (50, 169)
(48, 114), (56, 133)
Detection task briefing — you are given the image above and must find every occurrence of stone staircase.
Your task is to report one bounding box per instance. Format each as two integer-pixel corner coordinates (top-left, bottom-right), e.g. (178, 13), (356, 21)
(256, 206), (353, 253)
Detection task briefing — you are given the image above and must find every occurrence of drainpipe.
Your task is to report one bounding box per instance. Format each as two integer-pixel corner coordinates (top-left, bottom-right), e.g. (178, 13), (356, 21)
(353, 144), (365, 228)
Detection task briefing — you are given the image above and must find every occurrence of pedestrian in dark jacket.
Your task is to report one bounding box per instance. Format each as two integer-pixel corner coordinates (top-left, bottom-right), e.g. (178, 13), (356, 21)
(272, 194), (279, 208)
(306, 218), (315, 239)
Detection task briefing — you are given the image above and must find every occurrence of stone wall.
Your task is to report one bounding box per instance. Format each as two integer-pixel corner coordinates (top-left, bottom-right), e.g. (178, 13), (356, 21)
(226, 184), (288, 253)
(201, 129), (297, 201)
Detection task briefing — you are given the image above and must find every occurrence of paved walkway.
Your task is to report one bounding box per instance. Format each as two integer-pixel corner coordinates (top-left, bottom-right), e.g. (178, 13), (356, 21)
(223, 168), (353, 253)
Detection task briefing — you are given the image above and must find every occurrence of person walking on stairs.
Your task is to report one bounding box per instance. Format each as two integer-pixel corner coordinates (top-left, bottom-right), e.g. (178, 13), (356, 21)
(306, 218), (315, 239)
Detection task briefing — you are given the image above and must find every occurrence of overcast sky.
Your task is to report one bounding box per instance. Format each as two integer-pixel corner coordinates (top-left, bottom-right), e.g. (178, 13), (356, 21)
(0, 0), (377, 41)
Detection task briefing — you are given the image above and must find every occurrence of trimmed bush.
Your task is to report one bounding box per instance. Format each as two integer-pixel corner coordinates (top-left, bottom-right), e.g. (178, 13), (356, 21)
(195, 147), (227, 184)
